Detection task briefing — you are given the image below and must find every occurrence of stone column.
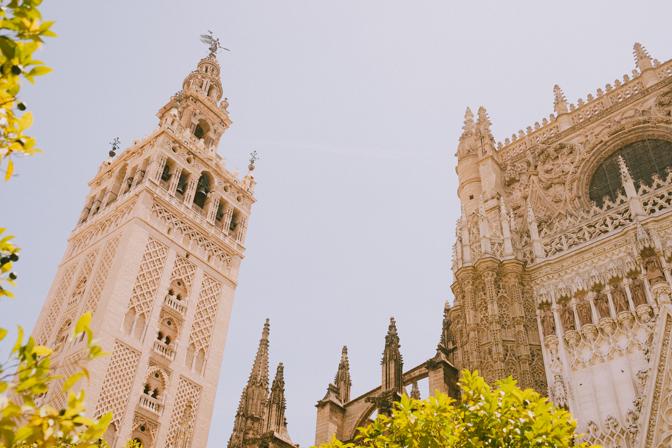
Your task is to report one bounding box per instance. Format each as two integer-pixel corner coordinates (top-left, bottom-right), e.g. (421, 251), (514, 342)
(168, 167), (182, 195)
(605, 286), (617, 319)
(587, 292), (599, 323)
(152, 154), (167, 183)
(207, 196), (220, 225)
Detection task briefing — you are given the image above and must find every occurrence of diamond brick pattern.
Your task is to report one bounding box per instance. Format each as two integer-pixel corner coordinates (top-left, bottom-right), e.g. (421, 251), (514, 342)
(95, 340), (141, 427)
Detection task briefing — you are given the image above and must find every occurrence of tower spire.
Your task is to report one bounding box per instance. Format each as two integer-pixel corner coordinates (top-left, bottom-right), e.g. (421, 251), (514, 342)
(476, 106), (496, 155)
(265, 363), (290, 437)
(461, 107), (475, 138)
(228, 319), (271, 448)
(381, 317), (403, 394)
(633, 42), (654, 72)
(249, 318), (271, 386)
(553, 84), (569, 115)
(334, 346), (352, 403)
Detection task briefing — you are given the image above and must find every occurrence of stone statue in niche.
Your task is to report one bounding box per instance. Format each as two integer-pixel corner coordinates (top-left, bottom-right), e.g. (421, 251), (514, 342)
(576, 299), (593, 327)
(540, 306), (555, 336)
(644, 256), (666, 286)
(560, 302), (575, 331)
(630, 278), (648, 306)
(594, 292), (611, 319)
(611, 284), (629, 312)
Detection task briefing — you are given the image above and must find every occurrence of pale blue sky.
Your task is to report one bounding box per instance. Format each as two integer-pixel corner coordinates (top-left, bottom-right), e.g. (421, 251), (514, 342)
(2, 1), (671, 446)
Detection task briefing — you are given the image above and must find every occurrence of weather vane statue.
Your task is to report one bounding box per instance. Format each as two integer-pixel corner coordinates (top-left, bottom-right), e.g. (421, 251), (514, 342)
(200, 30), (230, 56)
(248, 150), (259, 171)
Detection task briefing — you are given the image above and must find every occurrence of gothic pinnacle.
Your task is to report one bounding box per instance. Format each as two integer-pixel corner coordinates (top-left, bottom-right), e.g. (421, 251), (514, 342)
(633, 42), (654, 72)
(385, 317), (400, 347)
(410, 381), (421, 400)
(617, 155), (633, 183)
(248, 319), (270, 388)
(476, 106), (492, 132)
(335, 346), (352, 403)
(553, 84), (569, 115)
(463, 107), (475, 133)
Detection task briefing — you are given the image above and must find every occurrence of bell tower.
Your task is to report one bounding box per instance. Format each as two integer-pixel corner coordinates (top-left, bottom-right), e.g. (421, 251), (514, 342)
(31, 44), (255, 448)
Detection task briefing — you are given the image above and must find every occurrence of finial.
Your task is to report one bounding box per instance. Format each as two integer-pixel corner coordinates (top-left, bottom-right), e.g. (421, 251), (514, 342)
(248, 150), (259, 172)
(476, 106), (491, 130)
(553, 85), (568, 115)
(617, 155), (633, 182)
(108, 137), (120, 158)
(410, 381), (421, 400)
(200, 30), (230, 57)
(633, 42), (653, 71)
(463, 107), (474, 133)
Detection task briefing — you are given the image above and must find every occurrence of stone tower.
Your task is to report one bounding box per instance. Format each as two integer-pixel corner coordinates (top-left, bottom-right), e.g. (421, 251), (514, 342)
(31, 46), (255, 447)
(449, 104), (546, 393)
(451, 43), (672, 447)
(228, 320), (297, 448)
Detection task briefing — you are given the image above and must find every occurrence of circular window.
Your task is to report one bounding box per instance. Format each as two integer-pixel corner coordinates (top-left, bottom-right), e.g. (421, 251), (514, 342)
(589, 139), (672, 206)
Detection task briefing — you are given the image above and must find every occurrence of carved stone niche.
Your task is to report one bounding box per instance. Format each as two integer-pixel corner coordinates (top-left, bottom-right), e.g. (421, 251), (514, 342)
(655, 88), (672, 117)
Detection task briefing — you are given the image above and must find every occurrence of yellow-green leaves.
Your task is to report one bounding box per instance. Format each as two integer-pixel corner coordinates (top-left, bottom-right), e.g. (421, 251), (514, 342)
(0, 314), (111, 447)
(0, 0), (54, 180)
(0, 227), (19, 299)
(315, 370), (596, 448)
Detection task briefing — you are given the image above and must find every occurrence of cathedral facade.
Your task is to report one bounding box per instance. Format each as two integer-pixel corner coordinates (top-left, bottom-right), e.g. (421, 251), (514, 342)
(448, 42), (672, 447)
(315, 43), (672, 448)
(31, 48), (255, 447)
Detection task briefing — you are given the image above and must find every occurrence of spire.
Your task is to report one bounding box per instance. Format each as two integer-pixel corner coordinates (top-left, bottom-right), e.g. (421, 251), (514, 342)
(228, 319), (271, 448)
(334, 346), (352, 403)
(457, 107), (477, 157)
(249, 319), (270, 387)
(633, 42), (654, 72)
(461, 107), (475, 137)
(157, 39), (232, 154)
(381, 317), (403, 394)
(553, 84), (569, 115)
(409, 381), (421, 400)
(265, 363), (290, 437)
(476, 106), (496, 155)
(617, 155), (645, 217)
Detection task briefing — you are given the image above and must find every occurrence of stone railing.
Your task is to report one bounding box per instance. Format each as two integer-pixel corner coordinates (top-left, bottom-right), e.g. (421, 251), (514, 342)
(138, 394), (164, 415)
(152, 339), (176, 361)
(498, 58), (672, 163)
(163, 294), (187, 315)
(537, 171), (672, 260)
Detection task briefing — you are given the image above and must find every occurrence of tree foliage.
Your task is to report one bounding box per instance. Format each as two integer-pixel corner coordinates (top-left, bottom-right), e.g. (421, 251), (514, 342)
(0, 0), (55, 181)
(317, 370), (596, 448)
(0, 314), (112, 447)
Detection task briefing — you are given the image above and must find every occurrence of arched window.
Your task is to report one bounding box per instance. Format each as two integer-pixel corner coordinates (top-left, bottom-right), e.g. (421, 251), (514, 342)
(589, 139), (672, 206)
(193, 172), (212, 209)
(194, 120), (210, 140)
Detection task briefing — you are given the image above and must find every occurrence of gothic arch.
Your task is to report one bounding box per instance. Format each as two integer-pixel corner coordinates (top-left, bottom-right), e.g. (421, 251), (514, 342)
(349, 404), (377, 441)
(571, 119), (672, 210)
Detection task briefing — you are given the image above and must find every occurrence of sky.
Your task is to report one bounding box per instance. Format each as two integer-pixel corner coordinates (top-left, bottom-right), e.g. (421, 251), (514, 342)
(1, 0), (671, 446)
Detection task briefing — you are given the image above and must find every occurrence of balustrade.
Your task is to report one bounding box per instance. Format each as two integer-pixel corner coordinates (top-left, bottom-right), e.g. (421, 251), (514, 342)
(153, 339), (176, 361)
(163, 293), (187, 315)
(138, 394), (164, 414)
